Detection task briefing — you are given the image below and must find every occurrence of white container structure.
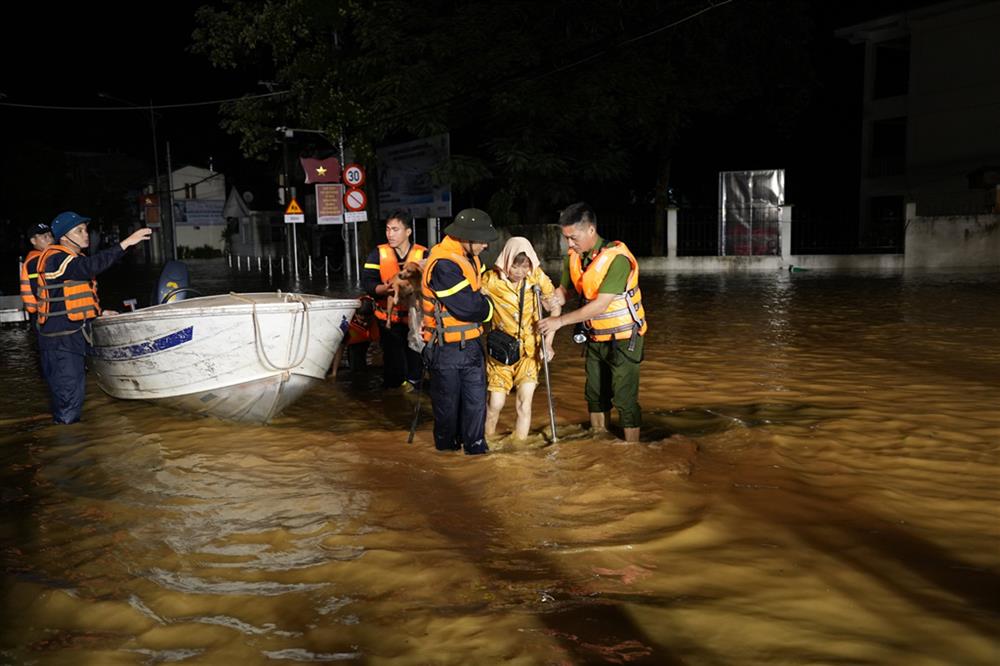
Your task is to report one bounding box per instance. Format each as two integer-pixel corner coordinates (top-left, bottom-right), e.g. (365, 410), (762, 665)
(90, 292), (358, 423)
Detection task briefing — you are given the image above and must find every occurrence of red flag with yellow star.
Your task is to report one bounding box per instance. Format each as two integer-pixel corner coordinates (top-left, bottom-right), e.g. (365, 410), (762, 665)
(300, 156), (341, 184)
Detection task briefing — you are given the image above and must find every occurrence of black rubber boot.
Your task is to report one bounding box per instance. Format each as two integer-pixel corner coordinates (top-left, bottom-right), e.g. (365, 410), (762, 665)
(463, 439), (489, 456)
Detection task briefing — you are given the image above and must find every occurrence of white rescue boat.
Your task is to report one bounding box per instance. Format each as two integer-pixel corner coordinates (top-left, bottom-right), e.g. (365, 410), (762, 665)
(90, 292), (357, 423)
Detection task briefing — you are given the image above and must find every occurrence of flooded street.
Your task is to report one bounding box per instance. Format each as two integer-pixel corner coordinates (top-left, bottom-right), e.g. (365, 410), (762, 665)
(1, 261), (998, 665)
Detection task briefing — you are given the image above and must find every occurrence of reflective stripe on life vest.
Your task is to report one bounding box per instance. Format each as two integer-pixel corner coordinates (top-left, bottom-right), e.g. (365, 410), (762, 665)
(19, 250), (42, 314)
(568, 241), (647, 343)
(420, 237), (486, 345)
(36, 244), (101, 325)
(373, 243), (426, 324)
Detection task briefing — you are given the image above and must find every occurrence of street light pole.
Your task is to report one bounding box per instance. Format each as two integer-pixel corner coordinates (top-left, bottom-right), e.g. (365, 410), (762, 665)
(98, 92), (168, 260)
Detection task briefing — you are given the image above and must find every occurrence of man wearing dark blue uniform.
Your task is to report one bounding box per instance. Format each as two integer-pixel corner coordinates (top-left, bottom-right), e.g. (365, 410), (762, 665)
(419, 209), (498, 455)
(35, 211), (152, 424)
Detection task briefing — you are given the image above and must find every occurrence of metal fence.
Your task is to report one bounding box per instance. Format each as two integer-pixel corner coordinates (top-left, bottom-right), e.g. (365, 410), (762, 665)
(677, 206), (719, 256)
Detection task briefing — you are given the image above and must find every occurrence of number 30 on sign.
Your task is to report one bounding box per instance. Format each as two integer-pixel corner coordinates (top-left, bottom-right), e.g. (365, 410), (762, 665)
(343, 164), (365, 187)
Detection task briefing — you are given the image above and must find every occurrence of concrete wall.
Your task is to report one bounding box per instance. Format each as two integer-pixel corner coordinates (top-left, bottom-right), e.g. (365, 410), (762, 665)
(905, 213), (1000, 269)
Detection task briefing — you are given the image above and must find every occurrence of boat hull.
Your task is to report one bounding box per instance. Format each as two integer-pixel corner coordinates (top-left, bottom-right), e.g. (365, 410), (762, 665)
(90, 293), (358, 423)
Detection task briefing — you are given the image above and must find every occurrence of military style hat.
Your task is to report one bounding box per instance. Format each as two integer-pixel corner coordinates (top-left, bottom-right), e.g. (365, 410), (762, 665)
(443, 208), (498, 243)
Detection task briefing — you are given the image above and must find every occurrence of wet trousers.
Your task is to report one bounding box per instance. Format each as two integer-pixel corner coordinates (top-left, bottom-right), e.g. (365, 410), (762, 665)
(380, 321), (423, 388)
(40, 348), (87, 424)
(424, 341), (488, 454)
(584, 336), (643, 428)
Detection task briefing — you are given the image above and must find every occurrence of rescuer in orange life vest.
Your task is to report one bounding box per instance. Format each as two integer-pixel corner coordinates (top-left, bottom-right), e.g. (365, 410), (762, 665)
(19, 222), (55, 320)
(35, 211), (152, 424)
(420, 208), (498, 455)
(361, 210), (427, 390)
(537, 202), (647, 443)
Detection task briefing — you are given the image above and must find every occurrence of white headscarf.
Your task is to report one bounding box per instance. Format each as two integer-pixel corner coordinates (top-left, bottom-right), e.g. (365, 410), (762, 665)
(494, 236), (540, 279)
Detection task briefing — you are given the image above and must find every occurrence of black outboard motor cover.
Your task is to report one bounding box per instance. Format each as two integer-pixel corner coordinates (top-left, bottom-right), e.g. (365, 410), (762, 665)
(153, 260), (191, 305)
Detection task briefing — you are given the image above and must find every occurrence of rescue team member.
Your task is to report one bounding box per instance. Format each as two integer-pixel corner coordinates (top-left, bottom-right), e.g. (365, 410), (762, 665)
(362, 211), (427, 389)
(19, 222), (55, 317)
(537, 202), (647, 443)
(329, 296), (380, 378)
(481, 237), (561, 441)
(36, 211), (152, 424)
(420, 208), (498, 455)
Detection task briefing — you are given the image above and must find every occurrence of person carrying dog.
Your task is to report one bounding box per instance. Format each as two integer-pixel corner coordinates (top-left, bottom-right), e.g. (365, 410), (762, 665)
(362, 210), (427, 390)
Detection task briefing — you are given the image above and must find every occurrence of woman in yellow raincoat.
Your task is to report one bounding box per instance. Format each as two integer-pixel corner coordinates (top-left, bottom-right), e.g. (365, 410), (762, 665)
(481, 237), (562, 440)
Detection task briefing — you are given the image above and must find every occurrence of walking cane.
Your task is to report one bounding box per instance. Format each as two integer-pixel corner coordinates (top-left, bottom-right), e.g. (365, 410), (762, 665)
(407, 365), (427, 444)
(533, 285), (558, 442)
(407, 388), (422, 443)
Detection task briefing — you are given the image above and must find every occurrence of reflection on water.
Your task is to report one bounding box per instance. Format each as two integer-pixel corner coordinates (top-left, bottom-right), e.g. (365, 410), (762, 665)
(1, 262), (998, 664)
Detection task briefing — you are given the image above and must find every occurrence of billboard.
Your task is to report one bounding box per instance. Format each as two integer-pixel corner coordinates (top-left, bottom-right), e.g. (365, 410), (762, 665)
(376, 133), (452, 218)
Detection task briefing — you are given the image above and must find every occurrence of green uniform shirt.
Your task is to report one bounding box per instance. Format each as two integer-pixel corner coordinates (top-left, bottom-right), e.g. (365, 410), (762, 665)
(560, 236), (630, 295)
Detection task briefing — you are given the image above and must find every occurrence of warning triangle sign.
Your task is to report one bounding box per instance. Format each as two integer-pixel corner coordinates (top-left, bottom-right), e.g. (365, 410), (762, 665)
(285, 198), (303, 215)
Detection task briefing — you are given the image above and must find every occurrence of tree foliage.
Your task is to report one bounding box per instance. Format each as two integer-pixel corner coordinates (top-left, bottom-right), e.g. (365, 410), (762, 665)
(193, 0), (813, 225)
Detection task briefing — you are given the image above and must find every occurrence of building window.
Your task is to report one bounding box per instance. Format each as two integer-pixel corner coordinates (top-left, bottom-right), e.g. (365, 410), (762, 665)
(184, 183), (198, 199)
(873, 37), (909, 99)
(869, 117), (907, 177)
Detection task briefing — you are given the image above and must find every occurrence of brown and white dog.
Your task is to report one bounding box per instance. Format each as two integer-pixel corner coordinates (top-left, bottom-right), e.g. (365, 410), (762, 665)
(385, 260), (423, 316)
(385, 260), (426, 353)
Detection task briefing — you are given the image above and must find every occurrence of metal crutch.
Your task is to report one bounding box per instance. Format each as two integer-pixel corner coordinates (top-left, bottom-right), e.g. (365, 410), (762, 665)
(533, 285), (558, 442)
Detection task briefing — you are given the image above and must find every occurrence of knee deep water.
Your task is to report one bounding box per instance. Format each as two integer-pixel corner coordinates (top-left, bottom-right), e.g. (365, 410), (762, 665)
(1, 260), (998, 665)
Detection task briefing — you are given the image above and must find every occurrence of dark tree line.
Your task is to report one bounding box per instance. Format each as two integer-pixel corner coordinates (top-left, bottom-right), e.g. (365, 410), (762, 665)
(193, 0), (814, 253)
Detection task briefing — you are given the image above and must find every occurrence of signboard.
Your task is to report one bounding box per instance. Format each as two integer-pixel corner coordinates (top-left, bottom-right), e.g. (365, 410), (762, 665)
(345, 211), (368, 223)
(343, 164), (366, 188)
(376, 133), (452, 218)
(142, 194), (161, 228)
(173, 199), (225, 226)
(316, 184), (345, 225)
(284, 198), (304, 224)
(344, 187), (367, 212)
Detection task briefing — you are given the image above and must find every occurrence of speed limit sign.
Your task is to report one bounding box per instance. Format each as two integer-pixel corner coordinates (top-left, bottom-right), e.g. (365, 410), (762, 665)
(343, 164), (365, 188)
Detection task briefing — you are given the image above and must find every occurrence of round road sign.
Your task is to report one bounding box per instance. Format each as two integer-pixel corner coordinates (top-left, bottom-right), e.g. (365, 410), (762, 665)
(344, 187), (367, 212)
(343, 164), (366, 187)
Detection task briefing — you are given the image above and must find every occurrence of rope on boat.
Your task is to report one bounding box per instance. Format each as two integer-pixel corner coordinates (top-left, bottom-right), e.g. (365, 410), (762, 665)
(230, 292), (311, 373)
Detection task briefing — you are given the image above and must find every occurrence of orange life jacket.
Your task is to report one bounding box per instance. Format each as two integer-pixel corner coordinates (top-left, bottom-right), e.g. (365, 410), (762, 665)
(369, 243), (426, 324)
(19, 249), (42, 314)
(421, 236), (487, 345)
(346, 315), (380, 345)
(35, 244), (101, 325)
(568, 241), (647, 343)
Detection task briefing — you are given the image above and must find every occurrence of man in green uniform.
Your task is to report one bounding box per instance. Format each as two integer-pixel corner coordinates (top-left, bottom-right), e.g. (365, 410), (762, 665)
(537, 202), (647, 442)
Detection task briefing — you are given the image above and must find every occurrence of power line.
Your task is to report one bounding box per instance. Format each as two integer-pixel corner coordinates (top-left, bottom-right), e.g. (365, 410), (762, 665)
(0, 90), (290, 112)
(365, 0), (735, 131)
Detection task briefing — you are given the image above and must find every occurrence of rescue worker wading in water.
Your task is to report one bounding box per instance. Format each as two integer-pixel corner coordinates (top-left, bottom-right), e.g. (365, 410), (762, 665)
(19, 222), (55, 321)
(537, 202), (647, 443)
(420, 208), (498, 455)
(35, 211), (152, 424)
(362, 211), (427, 389)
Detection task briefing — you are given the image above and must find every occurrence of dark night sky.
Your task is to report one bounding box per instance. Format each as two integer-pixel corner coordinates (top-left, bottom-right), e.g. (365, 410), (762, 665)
(0, 1), (935, 211)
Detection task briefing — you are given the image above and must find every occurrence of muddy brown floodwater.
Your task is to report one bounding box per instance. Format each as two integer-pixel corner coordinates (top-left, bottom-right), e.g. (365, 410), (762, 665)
(1, 262), (998, 664)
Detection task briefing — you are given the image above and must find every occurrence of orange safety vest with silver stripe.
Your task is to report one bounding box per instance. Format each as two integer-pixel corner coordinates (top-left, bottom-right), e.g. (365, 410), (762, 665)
(568, 241), (647, 343)
(35, 244), (101, 325)
(420, 236), (490, 345)
(19, 249), (42, 314)
(366, 243), (426, 324)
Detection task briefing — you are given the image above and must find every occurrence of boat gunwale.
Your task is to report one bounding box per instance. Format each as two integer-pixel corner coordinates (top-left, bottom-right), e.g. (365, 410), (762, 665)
(92, 293), (360, 328)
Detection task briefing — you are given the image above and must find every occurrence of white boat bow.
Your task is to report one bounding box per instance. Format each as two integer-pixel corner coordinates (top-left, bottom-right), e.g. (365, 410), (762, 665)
(90, 292), (358, 423)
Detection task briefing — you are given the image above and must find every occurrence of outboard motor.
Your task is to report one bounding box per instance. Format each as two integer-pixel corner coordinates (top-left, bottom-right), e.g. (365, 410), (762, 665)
(152, 260), (200, 305)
